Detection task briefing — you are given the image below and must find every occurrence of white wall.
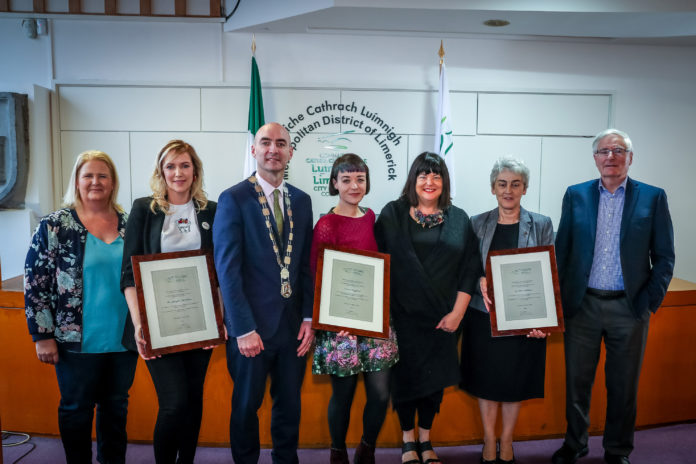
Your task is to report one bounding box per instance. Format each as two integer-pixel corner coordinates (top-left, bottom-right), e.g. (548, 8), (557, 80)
(1, 18), (695, 281)
(0, 20), (54, 278)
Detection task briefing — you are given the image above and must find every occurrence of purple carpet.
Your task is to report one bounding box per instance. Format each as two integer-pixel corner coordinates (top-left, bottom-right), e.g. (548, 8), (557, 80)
(3, 423), (693, 463)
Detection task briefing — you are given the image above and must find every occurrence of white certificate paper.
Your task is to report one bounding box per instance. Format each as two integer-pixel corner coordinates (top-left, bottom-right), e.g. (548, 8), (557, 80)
(316, 248), (386, 335)
(490, 250), (558, 332)
(138, 254), (220, 349)
(151, 266), (207, 337)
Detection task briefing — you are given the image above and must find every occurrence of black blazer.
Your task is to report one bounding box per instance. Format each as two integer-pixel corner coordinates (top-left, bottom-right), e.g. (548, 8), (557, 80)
(119, 196), (217, 351)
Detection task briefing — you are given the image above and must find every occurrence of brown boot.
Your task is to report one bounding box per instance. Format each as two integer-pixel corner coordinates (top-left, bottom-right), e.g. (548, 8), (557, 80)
(331, 447), (349, 464)
(354, 439), (376, 464)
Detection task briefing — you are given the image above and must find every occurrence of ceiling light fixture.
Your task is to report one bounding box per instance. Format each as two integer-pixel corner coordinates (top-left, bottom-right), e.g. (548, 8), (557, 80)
(483, 19), (510, 27)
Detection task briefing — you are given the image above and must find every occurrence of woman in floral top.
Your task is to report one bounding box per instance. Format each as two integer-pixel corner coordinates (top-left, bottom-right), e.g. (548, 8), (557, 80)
(24, 151), (137, 463)
(310, 153), (398, 464)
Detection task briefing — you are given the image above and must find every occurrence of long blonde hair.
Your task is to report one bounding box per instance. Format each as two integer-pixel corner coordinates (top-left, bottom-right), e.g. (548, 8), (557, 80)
(62, 150), (124, 213)
(150, 140), (208, 214)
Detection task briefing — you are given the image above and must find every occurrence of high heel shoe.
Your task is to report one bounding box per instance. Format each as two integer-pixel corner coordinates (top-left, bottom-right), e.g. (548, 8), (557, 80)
(354, 439), (375, 464)
(330, 447), (349, 464)
(480, 439), (497, 463)
(401, 441), (421, 464)
(418, 441), (441, 464)
(497, 440), (515, 464)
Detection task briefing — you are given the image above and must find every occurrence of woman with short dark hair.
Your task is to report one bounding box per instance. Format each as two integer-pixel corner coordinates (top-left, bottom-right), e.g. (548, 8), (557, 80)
(311, 153), (399, 464)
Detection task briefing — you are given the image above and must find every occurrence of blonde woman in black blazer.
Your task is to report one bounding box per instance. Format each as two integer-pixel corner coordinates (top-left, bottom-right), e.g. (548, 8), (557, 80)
(120, 140), (219, 464)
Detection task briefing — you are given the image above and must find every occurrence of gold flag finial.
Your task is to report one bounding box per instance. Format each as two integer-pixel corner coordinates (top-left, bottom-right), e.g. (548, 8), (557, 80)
(438, 40), (445, 72)
(252, 34), (256, 56)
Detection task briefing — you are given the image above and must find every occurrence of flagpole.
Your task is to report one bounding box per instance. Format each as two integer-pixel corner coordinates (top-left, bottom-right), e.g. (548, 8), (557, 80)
(435, 39), (455, 197)
(438, 40), (444, 74)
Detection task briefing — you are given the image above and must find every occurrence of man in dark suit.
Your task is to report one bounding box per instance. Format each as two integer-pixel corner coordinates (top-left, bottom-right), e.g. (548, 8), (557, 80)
(552, 129), (674, 464)
(213, 122), (314, 464)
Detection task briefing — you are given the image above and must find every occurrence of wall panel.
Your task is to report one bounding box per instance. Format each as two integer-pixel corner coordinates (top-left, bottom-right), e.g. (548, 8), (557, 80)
(201, 88), (249, 132)
(478, 93), (610, 136)
(129, 132), (247, 205)
(539, 137), (600, 226)
(60, 131), (132, 208)
(59, 87), (201, 132)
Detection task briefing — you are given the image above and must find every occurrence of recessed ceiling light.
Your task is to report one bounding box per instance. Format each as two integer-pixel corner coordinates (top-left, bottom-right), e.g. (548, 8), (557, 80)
(483, 19), (510, 27)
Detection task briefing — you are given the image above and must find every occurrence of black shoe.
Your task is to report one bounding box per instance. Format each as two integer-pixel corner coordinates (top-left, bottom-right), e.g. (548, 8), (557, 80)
(551, 443), (589, 464)
(480, 440), (497, 464)
(354, 439), (375, 464)
(330, 447), (349, 464)
(603, 452), (630, 464)
(401, 441), (421, 464)
(498, 442), (515, 464)
(418, 441), (441, 464)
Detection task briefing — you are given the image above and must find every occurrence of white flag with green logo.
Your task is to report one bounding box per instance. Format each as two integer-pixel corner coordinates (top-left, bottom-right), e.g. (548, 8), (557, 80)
(434, 62), (456, 197)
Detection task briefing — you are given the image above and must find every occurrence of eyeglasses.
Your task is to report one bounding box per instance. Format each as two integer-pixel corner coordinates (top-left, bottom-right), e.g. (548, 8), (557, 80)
(594, 147), (629, 157)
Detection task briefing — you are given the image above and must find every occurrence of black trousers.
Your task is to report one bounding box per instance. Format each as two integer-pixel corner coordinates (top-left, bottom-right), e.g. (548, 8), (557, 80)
(393, 390), (444, 431)
(563, 292), (650, 457)
(54, 349), (137, 464)
(145, 348), (212, 464)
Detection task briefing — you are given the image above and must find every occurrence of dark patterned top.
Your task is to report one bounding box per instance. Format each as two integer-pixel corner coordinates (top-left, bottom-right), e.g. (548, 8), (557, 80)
(24, 208), (128, 351)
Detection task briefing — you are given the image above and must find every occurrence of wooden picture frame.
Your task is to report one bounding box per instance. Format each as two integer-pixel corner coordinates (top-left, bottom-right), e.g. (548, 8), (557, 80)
(485, 245), (564, 337)
(312, 245), (390, 339)
(132, 249), (225, 357)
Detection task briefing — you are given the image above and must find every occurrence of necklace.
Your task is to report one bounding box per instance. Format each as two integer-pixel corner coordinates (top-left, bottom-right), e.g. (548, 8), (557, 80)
(413, 207), (445, 228)
(249, 175), (294, 298)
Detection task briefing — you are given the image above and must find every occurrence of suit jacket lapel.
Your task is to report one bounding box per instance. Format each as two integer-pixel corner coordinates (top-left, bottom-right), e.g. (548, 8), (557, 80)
(479, 209), (498, 271)
(248, 179), (283, 248)
(588, 179), (600, 246)
(196, 206), (213, 249)
(620, 177), (637, 246)
(518, 207), (533, 248)
(150, 209), (165, 254)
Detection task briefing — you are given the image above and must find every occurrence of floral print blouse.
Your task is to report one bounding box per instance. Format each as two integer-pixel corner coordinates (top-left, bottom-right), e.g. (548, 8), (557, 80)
(24, 208), (128, 351)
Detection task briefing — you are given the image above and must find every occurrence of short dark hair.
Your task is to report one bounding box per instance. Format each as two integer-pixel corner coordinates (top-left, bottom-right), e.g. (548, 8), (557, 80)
(328, 153), (370, 196)
(401, 152), (451, 209)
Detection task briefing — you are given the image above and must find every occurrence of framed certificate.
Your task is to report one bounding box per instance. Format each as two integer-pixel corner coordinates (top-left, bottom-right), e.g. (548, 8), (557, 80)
(312, 245), (390, 339)
(485, 245), (564, 337)
(132, 249), (225, 357)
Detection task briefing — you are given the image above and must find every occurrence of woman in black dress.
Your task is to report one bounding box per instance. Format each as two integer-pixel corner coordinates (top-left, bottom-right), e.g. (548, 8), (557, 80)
(459, 157), (553, 464)
(375, 152), (480, 464)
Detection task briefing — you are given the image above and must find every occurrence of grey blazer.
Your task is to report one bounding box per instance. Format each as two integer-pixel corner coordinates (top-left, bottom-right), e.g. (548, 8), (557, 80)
(469, 206), (554, 312)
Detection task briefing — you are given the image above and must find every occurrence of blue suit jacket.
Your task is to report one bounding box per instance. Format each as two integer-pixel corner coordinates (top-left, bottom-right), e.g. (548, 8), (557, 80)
(213, 177), (314, 340)
(469, 207), (554, 312)
(555, 177), (674, 319)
